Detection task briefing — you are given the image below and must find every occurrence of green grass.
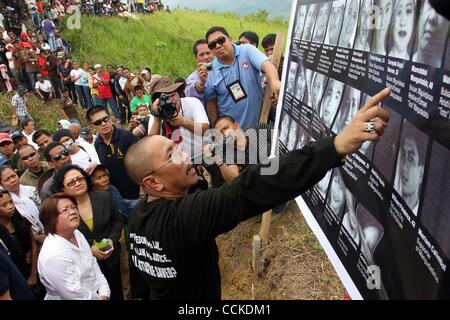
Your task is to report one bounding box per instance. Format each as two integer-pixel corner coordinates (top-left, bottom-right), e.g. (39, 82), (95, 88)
(0, 10), (287, 129)
(62, 10), (287, 78)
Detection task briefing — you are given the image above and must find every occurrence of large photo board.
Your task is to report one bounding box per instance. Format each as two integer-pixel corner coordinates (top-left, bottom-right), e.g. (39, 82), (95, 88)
(275, 0), (450, 299)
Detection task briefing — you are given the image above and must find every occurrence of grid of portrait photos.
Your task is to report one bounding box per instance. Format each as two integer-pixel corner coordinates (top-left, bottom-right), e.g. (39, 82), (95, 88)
(278, 0), (450, 299)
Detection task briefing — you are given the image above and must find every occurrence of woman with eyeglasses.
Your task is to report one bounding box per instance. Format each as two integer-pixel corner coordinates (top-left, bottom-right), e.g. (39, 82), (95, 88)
(38, 193), (110, 300)
(0, 165), (45, 244)
(50, 164), (124, 300)
(0, 190), (38, 297)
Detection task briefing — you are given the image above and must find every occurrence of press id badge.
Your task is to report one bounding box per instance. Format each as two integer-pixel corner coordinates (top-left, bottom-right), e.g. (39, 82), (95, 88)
(226, 80), (247, 102)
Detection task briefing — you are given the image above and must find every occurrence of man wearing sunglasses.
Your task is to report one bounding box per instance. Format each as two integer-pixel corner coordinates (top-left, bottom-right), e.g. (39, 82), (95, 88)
(40, 142), (72, 200)
(86, 106), (140, 209)
(18, 144), (51, 189)
(204, 26), (281, 130)
(124, 88), (391, 300)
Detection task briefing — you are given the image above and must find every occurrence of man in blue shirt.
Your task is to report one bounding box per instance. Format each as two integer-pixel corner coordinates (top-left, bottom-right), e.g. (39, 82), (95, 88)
(204, 26), (281, 130)
(86, 106), (140, 210)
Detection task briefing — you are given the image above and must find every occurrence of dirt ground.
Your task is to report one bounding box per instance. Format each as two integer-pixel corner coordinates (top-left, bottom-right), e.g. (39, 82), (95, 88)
(217, 201), (346, 300)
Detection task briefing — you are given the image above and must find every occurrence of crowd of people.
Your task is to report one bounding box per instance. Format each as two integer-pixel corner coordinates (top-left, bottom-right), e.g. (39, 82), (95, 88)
(0, 0), (392, 301)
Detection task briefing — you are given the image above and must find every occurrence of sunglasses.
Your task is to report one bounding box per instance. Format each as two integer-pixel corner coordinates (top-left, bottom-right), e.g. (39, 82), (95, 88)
(53, 149), (69, 161)
(208, 36), (228, 50)
(64, 176), (86, 188)
(91, 115), (111, 126)
(21, 151), (36, 161)
(0, 141), (13, 147)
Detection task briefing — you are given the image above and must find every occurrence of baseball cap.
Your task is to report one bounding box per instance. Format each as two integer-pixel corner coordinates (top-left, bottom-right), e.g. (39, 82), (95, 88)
(57, 51), (65, 58)
(10, 130), (24, 141)
(0, 132), (13, 144)
(36, 74), (43, 79)
(94, 64), (102, 69)
(85, 163), (109, 176)
(0, 120), (12, 133)
(0, 153), (8, 166)
(80, 127), (90, 139)
(17, 85), (27, 93)
(149, 76), (183, 95)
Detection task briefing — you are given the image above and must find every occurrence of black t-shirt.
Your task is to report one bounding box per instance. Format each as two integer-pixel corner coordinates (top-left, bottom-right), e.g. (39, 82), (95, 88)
(0, 238), (34, 300)
(128, 137), (341, 299)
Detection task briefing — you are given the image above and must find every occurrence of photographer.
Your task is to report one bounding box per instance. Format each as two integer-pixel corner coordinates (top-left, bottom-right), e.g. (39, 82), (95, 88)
(184, 39), (214, 106)
(148, 77), (209, 157)
(130, 104), (154, 138)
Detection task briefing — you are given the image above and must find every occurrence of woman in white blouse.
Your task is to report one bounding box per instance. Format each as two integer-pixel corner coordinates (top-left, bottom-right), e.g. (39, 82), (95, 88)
(38, 193), (110, 300)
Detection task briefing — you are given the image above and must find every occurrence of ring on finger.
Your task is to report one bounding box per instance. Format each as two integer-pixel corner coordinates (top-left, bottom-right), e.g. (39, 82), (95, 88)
(364, 120), (376, 133)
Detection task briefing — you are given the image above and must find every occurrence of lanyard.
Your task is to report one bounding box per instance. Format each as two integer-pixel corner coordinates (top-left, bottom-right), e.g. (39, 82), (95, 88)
(219, 55), (241, 86)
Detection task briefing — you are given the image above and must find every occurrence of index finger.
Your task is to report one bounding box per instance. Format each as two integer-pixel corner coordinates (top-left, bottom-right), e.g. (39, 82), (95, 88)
(360, 88), (391, 113)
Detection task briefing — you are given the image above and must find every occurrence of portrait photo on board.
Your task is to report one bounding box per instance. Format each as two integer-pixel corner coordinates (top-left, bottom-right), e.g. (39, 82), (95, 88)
(371, 0), (394, 55)
(421, 141), (450, 259)
(313, 2), (333, 43)
(302, 3), (320, 41)
(316, 171), (332, 201)
(393, 120), (428, 216)
(296, 126), (310, 150)
(354, 0), (374, 51)
(287, 120), (299, 151)
(294, 5), (309, 40)
(286, 61), (298, 95)
(332, 85), (362, 133)
(294, 64), (308, 101)
(372, 105), (402, 182)
(388, 0), (417, 60)
(309, 72), (328, 115)
(356, 203), (385, 264)
(325, 0), (346, 46)
(338, 0), (360, 48)
(279, 112), (291, 148)
(326, 169), (347, 221)
(320, 78), (345, 128)
(412, 0), (450, 68)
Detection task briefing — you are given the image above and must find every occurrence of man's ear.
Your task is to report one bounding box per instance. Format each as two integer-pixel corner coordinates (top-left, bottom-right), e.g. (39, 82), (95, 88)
(142, 175), (164, 192)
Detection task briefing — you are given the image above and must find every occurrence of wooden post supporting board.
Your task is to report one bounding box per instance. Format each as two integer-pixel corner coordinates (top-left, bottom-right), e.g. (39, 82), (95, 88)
(252, 32), (285, 274)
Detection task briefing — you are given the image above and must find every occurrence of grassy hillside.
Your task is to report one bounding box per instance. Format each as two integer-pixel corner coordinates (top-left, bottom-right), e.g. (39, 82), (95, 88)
(62, 10), (288, 79)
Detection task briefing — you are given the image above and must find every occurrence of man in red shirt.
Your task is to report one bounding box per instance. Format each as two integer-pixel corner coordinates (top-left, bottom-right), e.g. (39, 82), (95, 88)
(93, 64), (120, 119)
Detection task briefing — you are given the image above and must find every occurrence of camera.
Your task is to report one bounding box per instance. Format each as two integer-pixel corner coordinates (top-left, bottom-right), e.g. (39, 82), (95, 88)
(135, 115), (148, 123)
(151, 93), (178, 120)
(204, 63), (213, 71)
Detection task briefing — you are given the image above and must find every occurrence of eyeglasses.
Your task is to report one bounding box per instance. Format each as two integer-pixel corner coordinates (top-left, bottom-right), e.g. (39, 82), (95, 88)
(144, 144), (187, 177)
(0, 141), (12, 147)
(91, 115), (111, 126)
(59, 204), (79, 215)
(52, 149), (69, 161)
(64, 175), (86, 188)
(21, 151), (36, 161)
(207, 36), (228, 50)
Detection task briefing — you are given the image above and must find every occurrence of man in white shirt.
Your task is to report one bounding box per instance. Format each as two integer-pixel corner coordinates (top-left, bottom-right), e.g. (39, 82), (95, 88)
(35, 74), (54, 101)
(149, 77), (209, 158)
(53, 129), (96, 169)
(21, 119), (39, 150)
(69, 123), (100, 164)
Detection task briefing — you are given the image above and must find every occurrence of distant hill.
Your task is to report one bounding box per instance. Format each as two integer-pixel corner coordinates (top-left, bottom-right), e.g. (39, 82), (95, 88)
(164, 0), (293, 20)
(62, 10), (288, 79)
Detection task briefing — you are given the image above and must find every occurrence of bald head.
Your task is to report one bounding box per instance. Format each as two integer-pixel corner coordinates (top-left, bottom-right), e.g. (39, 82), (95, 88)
(125, 135), (169, 184)
(69, 123), (81, 140)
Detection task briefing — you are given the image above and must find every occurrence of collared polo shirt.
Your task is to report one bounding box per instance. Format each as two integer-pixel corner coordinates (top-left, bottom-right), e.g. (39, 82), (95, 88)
(94, 126), (140, 199)
(205, 43), (268, 129)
